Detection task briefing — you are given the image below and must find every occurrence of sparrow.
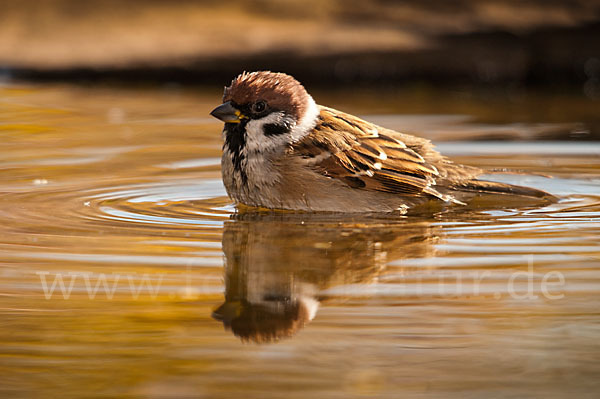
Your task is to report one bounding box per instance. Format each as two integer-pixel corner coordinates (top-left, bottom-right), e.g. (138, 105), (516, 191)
(210, 71), (552, 212)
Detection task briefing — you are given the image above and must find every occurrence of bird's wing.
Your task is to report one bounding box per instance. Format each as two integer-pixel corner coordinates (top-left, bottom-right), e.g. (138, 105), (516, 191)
(291, 106), (459, 202)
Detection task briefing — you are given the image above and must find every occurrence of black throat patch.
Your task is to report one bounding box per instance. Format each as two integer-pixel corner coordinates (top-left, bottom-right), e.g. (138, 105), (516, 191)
(224, 120), (248, 184)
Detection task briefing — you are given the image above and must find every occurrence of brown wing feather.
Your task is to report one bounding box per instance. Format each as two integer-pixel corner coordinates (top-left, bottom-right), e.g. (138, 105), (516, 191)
(291, 106), (553, 203)
(292, 106), (454, 201)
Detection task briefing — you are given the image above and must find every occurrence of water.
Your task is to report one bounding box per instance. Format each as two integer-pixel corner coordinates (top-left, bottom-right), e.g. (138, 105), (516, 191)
(1, 83), (599, 398)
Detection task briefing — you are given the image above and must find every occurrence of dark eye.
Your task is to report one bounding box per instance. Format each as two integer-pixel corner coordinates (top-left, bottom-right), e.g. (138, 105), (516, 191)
(251, 101), (266, 113)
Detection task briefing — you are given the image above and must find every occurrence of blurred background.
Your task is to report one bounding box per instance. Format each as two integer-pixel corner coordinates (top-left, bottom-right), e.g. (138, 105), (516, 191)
(1, 0), (599, 89)
(2, 0), (600, 139)
(1, 0), (598, 141)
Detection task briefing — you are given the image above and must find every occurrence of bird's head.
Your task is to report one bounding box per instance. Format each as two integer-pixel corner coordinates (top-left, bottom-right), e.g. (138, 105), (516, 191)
(210, 71), (319, 152)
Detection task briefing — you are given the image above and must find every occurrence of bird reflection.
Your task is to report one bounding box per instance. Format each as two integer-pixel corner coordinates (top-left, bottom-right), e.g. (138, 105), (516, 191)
(212, 211), (440, 343)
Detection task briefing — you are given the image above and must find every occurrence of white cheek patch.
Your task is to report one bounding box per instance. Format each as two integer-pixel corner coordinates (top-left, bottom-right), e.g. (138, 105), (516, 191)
(245, 111), (294, 153)
(300, 296), (319, 321)
(244, 95), (320, 154)
(290, 95), (319, 142)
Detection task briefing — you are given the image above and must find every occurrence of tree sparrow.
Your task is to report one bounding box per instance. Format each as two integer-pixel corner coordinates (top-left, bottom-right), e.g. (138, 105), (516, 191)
(210, 71), (552, 212)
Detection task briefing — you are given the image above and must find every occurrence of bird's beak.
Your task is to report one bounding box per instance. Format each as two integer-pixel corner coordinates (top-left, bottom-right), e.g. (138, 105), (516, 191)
(212, 300), (243, 322)
(210, 101), (245, 124)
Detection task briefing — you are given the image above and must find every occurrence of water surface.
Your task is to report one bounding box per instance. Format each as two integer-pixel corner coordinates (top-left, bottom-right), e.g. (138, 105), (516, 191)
(1, 84), (599, 398)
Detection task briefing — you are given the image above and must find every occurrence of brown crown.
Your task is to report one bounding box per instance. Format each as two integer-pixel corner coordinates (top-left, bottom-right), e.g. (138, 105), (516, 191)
(223, 71), (310, 119)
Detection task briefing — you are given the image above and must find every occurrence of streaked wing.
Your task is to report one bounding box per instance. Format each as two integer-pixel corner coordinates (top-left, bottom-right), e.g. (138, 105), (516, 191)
(292, 107), (455, 201)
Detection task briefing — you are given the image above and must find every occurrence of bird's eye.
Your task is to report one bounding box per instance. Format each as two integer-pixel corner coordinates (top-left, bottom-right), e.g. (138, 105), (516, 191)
(251, 101), (266, 113)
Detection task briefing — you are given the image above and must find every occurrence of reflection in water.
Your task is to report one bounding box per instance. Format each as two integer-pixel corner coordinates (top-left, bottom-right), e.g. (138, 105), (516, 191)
(214, 212), (439, 342)
(1, 84), (599, 397)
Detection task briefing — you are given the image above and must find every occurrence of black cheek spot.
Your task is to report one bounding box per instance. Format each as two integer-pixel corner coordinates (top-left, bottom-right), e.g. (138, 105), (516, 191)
(263, 123), (291, 137)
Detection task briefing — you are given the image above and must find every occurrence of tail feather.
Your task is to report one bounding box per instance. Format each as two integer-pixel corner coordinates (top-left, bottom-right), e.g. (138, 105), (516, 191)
(455, 179), (555, 199)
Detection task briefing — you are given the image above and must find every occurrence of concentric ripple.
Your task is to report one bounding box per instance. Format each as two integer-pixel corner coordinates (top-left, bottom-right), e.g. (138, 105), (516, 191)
(1, 84), (600, 399)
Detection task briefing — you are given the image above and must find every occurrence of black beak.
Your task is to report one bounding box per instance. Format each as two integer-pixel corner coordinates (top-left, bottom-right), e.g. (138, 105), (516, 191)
(210, 101), (242, 123)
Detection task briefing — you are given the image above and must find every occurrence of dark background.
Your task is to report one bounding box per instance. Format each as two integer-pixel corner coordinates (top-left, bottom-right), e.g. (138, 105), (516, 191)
(1, 0), (599, 92)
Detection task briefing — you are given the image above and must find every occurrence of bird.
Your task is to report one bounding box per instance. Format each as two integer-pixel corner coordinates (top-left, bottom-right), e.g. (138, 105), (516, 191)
(210, 71), (553, 213)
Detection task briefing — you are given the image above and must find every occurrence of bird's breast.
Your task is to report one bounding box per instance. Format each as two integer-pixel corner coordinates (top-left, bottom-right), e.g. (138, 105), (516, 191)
(221, 144), (283, 207)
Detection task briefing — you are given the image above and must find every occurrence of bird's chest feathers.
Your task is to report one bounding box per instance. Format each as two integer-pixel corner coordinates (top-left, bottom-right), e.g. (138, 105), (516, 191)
(222, 120), (285, 195)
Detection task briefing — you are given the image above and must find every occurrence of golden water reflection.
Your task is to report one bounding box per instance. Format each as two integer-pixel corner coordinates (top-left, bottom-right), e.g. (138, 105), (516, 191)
(0, 83), (599, 398)
(215, 213), (439, 342)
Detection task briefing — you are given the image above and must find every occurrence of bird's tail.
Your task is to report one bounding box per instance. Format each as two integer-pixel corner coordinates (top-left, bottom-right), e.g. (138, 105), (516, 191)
(453, 179), (555, 199)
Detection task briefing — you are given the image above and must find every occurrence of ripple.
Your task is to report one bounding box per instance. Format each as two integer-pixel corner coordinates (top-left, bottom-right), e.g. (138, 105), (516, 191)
(0, 176), (232, 272)
(85, 178), (231, 228)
